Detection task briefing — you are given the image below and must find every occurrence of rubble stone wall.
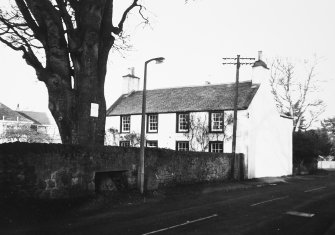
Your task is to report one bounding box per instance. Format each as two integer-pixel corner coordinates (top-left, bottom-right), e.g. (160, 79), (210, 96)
(0, 143), (243, 198)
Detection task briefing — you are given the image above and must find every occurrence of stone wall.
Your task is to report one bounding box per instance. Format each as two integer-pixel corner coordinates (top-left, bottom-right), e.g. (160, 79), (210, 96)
(0, 142), (244, 199)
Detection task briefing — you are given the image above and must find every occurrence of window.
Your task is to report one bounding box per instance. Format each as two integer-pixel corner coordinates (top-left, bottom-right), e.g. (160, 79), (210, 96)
(119, 141), (130, 147)
(209, 141), (223, 153)
(147, 114), (158, 133)
(176, 113), (189, 133)
(176, 141), (189, 151)
(210, 112), (223, 132)
(5, 124), (14, 130)
(121, 115), (130, 133)
(37, 126), (47, 133)
(146, 140), (158, 148)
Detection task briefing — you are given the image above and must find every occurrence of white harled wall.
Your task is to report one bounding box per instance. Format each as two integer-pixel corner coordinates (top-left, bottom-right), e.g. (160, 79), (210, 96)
(105, 111), (246, 152)
(247, 80), (293, 178)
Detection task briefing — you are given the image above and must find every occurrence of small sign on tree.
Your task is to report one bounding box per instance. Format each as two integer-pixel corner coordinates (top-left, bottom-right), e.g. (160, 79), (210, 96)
(90, 103), (99, 117)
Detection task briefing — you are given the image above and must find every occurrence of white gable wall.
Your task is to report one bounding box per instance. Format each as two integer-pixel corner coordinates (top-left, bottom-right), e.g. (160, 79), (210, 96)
(247, 81), (293, 178)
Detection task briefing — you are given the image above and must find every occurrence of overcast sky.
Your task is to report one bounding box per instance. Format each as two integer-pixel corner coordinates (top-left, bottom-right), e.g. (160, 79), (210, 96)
(0, 0), (334, 122)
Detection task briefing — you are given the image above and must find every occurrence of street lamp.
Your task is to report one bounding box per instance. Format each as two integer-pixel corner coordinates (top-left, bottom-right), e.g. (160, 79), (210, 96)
(139, 57), (165, 194)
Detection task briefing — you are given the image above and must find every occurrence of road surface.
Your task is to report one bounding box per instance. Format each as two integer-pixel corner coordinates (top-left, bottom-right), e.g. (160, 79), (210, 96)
(6, 171), (335, 235)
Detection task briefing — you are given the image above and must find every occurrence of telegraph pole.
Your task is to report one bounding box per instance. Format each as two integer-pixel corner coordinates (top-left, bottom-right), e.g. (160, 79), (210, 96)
(222, 55), (255, 156)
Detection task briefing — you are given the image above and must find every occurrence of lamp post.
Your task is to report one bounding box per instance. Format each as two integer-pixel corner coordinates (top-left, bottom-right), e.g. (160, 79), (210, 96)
(139, 57), (165, 194)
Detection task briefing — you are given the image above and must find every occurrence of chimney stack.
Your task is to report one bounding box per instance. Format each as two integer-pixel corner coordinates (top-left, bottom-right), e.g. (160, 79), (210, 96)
(258, 51), (263, 61)
(251, 50), (269, 84)
(122, 67), (140, 95)
(130, 67), (135, 76)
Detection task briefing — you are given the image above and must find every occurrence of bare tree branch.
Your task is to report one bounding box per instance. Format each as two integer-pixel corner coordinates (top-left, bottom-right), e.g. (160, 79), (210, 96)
(270, 57), (325, 132)
(15, 0), (45, 44)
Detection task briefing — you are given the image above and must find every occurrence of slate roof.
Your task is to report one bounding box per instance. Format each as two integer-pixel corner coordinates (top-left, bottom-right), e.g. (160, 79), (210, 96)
(107, 81), (260, 116)
(0, 103), (33, 123)
(18, 111), (52, 125)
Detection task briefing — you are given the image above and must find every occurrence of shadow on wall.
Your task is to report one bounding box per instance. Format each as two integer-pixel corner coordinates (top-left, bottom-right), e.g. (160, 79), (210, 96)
(94, 170), (128, 193)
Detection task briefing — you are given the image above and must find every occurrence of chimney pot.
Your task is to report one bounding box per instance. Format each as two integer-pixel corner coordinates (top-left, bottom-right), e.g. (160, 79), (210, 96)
(258, 51), (263, 61)
(128, 67), (135, 76)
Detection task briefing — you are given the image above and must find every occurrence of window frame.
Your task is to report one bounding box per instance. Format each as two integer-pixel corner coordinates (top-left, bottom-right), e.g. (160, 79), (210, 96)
(176, 141), (190, 151)
(209, 111), (224, 133)
(119, 141), (130, 147)
(146, 113), (159, 133)
(120, 115), (131, 133)
(176, 112), (190, 133)
(146, 140), (158, 148)
(209, 141), (224, 153)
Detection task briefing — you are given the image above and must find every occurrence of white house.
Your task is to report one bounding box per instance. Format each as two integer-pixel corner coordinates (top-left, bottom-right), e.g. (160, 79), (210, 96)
(17, 110), (61, 143)
(105, 54), (293, 179)
(0, 102), (34, 143)
(0, 103), (61, 143)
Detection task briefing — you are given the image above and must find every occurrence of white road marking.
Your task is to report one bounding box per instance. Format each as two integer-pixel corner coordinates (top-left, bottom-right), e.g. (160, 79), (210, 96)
(142, 214), (218, 235)
(304, 186), (326, 193)
(286, 211), (315, 217)
(250, 196), (289, 207)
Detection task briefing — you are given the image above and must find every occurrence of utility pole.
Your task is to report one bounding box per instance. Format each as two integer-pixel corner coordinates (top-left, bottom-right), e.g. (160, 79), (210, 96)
(222, 55), (255, 156)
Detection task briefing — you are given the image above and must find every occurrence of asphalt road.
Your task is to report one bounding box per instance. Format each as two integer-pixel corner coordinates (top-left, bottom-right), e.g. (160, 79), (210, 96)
(7, 171), (335, 235)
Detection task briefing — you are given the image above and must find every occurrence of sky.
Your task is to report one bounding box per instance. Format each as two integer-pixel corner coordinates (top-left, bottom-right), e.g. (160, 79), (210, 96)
(0, 0), (334, 124)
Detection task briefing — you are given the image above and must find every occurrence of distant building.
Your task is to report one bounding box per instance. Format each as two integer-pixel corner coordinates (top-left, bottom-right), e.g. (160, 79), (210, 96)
(0, 103), (60, 143)
(105, 53), (293, 179)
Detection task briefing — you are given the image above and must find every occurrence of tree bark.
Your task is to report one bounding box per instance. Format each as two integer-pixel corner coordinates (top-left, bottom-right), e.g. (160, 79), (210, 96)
(0, 0), (142, 145)
(42, 1), (112, 146)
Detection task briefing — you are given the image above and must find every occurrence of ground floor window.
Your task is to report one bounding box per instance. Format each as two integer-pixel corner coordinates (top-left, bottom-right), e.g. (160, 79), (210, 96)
(176, 141), (189, 151)
(119, 141), (130, 147)
(209, 141), (223, 153)
(146, 140), (158, 148)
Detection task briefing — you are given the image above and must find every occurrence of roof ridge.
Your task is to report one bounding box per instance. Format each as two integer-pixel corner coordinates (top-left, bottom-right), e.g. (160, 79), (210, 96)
(17, 111), (41, 125)
(17, 110), (51, 125)
(139, 80), (253, 92)
(0, 103), (33, 123)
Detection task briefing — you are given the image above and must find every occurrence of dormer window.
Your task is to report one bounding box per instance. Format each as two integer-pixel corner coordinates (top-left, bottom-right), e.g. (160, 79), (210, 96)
(210, 112), (223, 132)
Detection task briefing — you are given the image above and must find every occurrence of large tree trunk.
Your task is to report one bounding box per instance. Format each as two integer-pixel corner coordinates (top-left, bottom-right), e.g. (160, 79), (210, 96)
(0, 0), (140, 145)
(46, 70), (107, 145)
(43, 1), (113, 146)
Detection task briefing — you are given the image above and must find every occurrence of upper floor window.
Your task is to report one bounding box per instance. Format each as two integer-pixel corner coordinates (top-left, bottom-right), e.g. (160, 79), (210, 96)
(147, 114), (158, 133)
(210, 112), (223, 132)
(146, 140), (158, 148)
(120, 141), (130, 147)
(176, 113), (189, 133)
(209, 141), (223, 153)
(121, 115), (130, 133)
(176, 141), (189, 151)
